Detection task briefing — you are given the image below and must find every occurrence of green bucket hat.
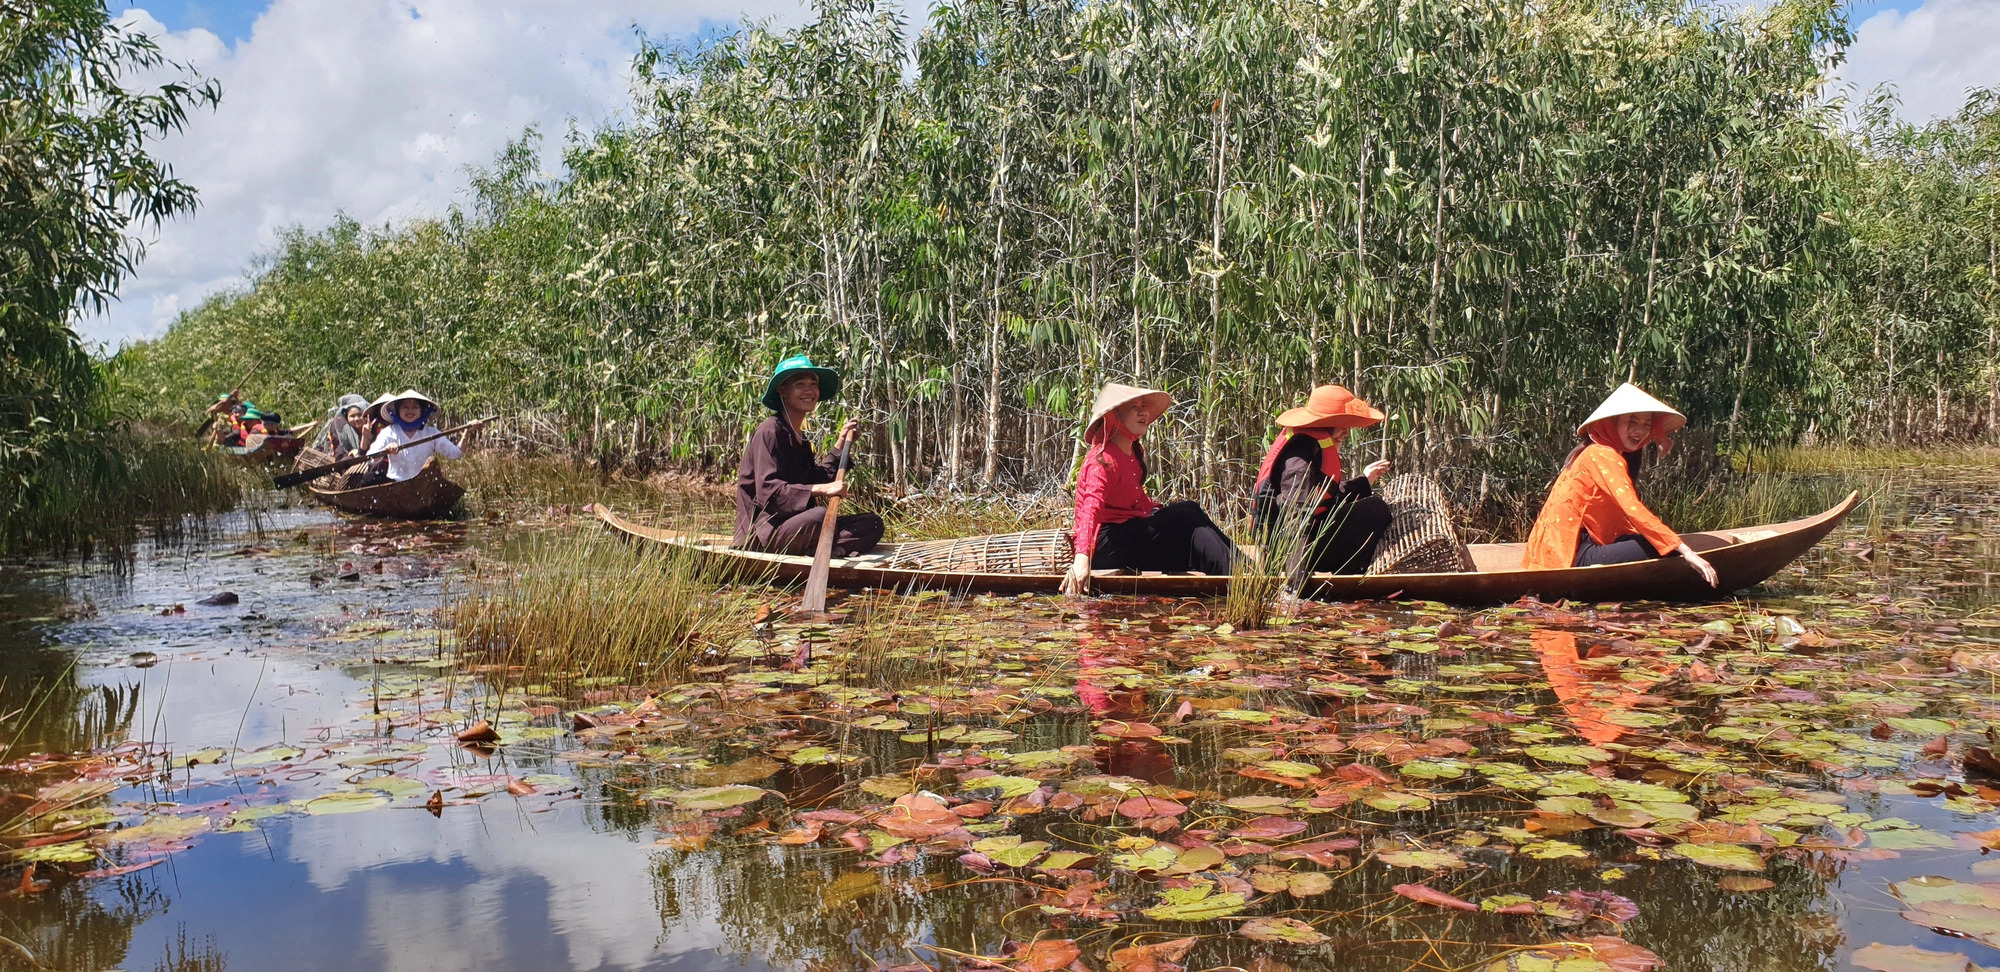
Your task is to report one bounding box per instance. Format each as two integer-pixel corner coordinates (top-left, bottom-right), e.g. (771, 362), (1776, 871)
(760, 354), (840, 412)
(241, 404), (264, 421)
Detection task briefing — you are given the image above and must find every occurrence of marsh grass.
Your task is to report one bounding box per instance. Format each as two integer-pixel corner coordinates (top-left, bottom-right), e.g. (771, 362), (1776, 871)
(2, 431), (242, 558)
(1224, 492), (1320, 631)
(451, 529), (760, 685)
(1749, 443), (2000, 473)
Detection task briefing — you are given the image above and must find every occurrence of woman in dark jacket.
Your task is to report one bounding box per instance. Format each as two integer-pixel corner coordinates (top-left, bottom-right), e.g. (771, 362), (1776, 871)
(1250, 384), (1394, 575)
(733, 355), (884, 557)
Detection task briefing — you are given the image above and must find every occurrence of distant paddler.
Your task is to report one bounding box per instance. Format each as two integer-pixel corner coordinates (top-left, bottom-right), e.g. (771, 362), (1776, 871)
(1061, 383), (1237, 596)
(733, 355), (884, 557)
(1250, 384), (1395, 575)
(1521, 383), (1718, 585)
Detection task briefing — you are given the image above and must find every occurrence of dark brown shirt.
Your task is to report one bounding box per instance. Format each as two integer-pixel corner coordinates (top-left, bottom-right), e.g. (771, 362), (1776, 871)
(1251, 434), (1370, 533)
(734, 416), (839, 548)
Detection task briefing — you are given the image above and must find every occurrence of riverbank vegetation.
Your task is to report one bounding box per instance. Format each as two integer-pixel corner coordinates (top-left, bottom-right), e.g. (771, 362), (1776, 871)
(0, 1), (221, 554)
(108, 0), (2000, 525)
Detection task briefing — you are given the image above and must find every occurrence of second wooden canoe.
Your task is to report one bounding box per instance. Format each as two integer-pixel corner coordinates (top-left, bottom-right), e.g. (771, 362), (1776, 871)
(296, 449), (464, 519)
(591, 492), (1858, 605)
(217, 433), (305, 462)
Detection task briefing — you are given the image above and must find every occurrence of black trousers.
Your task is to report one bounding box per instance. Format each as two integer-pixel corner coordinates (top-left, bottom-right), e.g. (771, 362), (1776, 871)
(765, 507), (885, 557)
(1573, 532), (1661, 567)
(1306, 495), (1394, 575)
(1091, 500), (1236, 574)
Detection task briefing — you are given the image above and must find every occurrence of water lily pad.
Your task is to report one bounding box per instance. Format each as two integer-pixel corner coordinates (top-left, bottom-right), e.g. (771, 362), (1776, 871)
(1239, 916), (1329, 944)
(1142, 883), (1249, 921)
(1852, 943), (1978, 972)
(13, 842), (97, 864)
(233, 745), (306, 767)
(1670, 842), (1764, 871)
(662, 785), (769, 811)
(1718, 876), (1775, 892)
(1377, 848), (1466, 871)
(1363, 791), (1433, 812)
(687, 756), (783, 785)
(1527, 744), (1614, 765)
(971, 835), (1050, 867)
(1040, 850), (1094, 870)
(304, 792), (390, 815)
(962, 775), (1041, 800)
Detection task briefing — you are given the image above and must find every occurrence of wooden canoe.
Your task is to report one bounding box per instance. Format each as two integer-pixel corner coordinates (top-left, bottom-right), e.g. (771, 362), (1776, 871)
(590, 492), (1858, 605)
(296, 449), (464, 519)
(216, 433), (305, 462)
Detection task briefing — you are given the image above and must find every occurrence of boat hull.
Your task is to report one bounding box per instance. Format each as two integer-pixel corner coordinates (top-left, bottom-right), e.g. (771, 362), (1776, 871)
(299, 451), (464, 519)
(217, 434), (305, 463)
(591, 492), (1858, 605)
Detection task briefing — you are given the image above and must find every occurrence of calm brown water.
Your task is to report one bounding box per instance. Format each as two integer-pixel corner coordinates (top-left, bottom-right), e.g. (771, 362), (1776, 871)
(6, 466), (2000, 972)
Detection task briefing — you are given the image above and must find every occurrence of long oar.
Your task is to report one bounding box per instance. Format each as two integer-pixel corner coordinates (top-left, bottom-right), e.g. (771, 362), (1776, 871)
(800, 440), (852, 613)
(192, 363), (260, 439)
(273, 417), (491, 489)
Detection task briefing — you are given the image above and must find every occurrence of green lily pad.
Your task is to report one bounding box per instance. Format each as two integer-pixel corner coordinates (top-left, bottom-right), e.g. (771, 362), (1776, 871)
(1670, 843), (1764, 871)
(1527, 745), (1614, 765)
(1377, 849), (1466, 871)
(1142, 883), (1249, 921)
(304, 792), (390, 816)
(1239, 916), (1329, 944)
(661, 785), (768, 811)
(961, 775), (1041, 799)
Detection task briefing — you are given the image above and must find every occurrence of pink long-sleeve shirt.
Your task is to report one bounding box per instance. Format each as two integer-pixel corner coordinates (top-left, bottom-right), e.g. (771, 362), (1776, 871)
(1073, 445), (1160, 557)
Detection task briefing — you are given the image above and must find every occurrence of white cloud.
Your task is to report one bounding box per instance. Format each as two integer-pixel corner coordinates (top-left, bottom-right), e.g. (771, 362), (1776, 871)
(88, 0), (819, 347)
(1841, 0), (2000, 123)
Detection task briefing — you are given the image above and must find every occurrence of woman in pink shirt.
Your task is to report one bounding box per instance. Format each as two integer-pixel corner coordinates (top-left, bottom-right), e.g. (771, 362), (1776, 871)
(1061, 384), (1236, 595)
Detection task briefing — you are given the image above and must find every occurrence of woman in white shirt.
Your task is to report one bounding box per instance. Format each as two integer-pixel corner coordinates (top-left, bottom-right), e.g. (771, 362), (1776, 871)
(365, 389), (464, 482)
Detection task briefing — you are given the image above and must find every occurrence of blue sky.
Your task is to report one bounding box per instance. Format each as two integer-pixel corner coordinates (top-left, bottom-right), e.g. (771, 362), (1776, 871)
(84, 0), (2000, 346)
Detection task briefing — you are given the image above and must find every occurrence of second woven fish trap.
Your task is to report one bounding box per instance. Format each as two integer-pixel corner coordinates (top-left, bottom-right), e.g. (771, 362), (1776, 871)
(1367, 475), (1476, 575)
(884, 530), (1073, 574)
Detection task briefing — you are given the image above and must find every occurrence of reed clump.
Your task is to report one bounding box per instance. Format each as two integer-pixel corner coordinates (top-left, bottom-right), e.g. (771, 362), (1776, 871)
(1223, 496), (1318, 631)
(2, 430), (242, 558)
(451, 531), (758, 684)
(885, 492), (1068, 542)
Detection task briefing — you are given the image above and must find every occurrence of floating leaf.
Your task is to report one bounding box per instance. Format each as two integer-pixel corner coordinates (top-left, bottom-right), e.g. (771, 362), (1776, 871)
(1238, 916), (1329, 944)
(1669, 843), (1764, 871)
(1012, 939), (1082, 972)
(1230, 816), (1308, 840)
(1527, 745), (1614, 765)
(1717, 876), (1775, 892)
(304, 792), (390, 816)
(662, 785), (768, 811)
(961, 775), (1041, 799)
(1852, 943), (1977, 972)
(1394, 883), (1478, 911)
(1378, 849), (1466, 871)
(687, 755), (782, 785)
(1039, 850), (1095, 870)
(1288, 871), (1334, 897)
(1142, 883), (1249, 921)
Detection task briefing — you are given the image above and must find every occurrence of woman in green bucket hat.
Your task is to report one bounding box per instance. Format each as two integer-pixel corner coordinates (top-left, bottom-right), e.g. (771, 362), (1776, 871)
(734, 354), (883, 557)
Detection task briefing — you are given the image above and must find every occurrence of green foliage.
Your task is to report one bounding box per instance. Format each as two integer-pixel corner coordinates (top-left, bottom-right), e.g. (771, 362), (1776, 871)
(114, 0), (1955, 517)
(0, 0), (219, 547)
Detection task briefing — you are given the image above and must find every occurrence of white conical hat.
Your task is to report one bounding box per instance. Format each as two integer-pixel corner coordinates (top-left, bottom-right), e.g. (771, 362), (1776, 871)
(1578, 382), (1685, 436)
(1084, 383), (1171, 438)
(372, 389), (437, 422)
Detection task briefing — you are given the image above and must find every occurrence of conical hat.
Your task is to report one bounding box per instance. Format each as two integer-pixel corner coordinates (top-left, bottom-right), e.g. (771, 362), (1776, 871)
(1578, 383), (1685, 436)
(1084, 383), (1171, 439)
(378, 389), (439, 425)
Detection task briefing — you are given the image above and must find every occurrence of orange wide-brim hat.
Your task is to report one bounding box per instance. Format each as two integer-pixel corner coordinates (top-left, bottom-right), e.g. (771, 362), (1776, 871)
(1275, 384), (1384, 430)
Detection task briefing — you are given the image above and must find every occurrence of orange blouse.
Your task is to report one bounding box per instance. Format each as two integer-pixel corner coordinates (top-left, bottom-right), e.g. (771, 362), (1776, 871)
(1521, 443), (1679, 570)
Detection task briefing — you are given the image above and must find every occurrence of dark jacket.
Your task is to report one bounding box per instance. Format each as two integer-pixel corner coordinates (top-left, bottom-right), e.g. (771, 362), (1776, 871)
(734, 416), (839, 548)
(1251, 434), (1371, 535)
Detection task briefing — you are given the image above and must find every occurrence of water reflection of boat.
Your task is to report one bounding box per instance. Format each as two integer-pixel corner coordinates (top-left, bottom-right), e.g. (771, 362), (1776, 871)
(590, 492), (1858, 605)
(295, 448), (464, 519)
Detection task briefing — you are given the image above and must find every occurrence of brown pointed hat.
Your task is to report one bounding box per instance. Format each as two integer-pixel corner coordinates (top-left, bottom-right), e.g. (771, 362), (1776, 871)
(1083, 383), (1172, 440)
(1276, 384), (1384, 429)
(1577, 383), (1684, 436)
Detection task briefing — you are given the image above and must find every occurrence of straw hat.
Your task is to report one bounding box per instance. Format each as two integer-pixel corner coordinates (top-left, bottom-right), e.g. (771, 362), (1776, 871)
(375, 389), (437, 424)
(1577, 383), (1685, 436)
(1084, 383), (1171, 439)
(1276, 385), (1384, 430)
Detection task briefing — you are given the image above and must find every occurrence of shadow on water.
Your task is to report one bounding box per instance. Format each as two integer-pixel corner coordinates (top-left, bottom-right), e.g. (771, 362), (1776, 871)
(5, 462), (2000, 970)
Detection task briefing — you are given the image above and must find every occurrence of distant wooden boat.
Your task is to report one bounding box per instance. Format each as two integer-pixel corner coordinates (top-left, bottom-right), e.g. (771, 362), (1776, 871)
(590, 493), (1858, 605)
(295, 448), (464, 519)
(216, 432), (306, 462)
(211, 422), (315, 463)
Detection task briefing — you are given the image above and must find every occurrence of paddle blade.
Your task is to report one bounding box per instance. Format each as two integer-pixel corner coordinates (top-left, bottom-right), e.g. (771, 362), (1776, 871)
(801, 495), (842, 612)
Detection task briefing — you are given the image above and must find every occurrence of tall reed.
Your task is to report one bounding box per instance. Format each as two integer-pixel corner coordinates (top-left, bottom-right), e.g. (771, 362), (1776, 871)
(451, 530), (759, 685)
(1223, 489), (1321, 630)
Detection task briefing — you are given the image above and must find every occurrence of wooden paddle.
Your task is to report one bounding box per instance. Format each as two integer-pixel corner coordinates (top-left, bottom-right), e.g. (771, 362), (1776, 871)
(800, 439), (853, 613)
(273, 417), (491, 489)
(192, 364), (260, 439)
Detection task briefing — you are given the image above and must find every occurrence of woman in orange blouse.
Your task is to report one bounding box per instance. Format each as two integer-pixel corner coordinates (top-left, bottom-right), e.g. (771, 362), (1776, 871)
(1521, 383), (1718, 586)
